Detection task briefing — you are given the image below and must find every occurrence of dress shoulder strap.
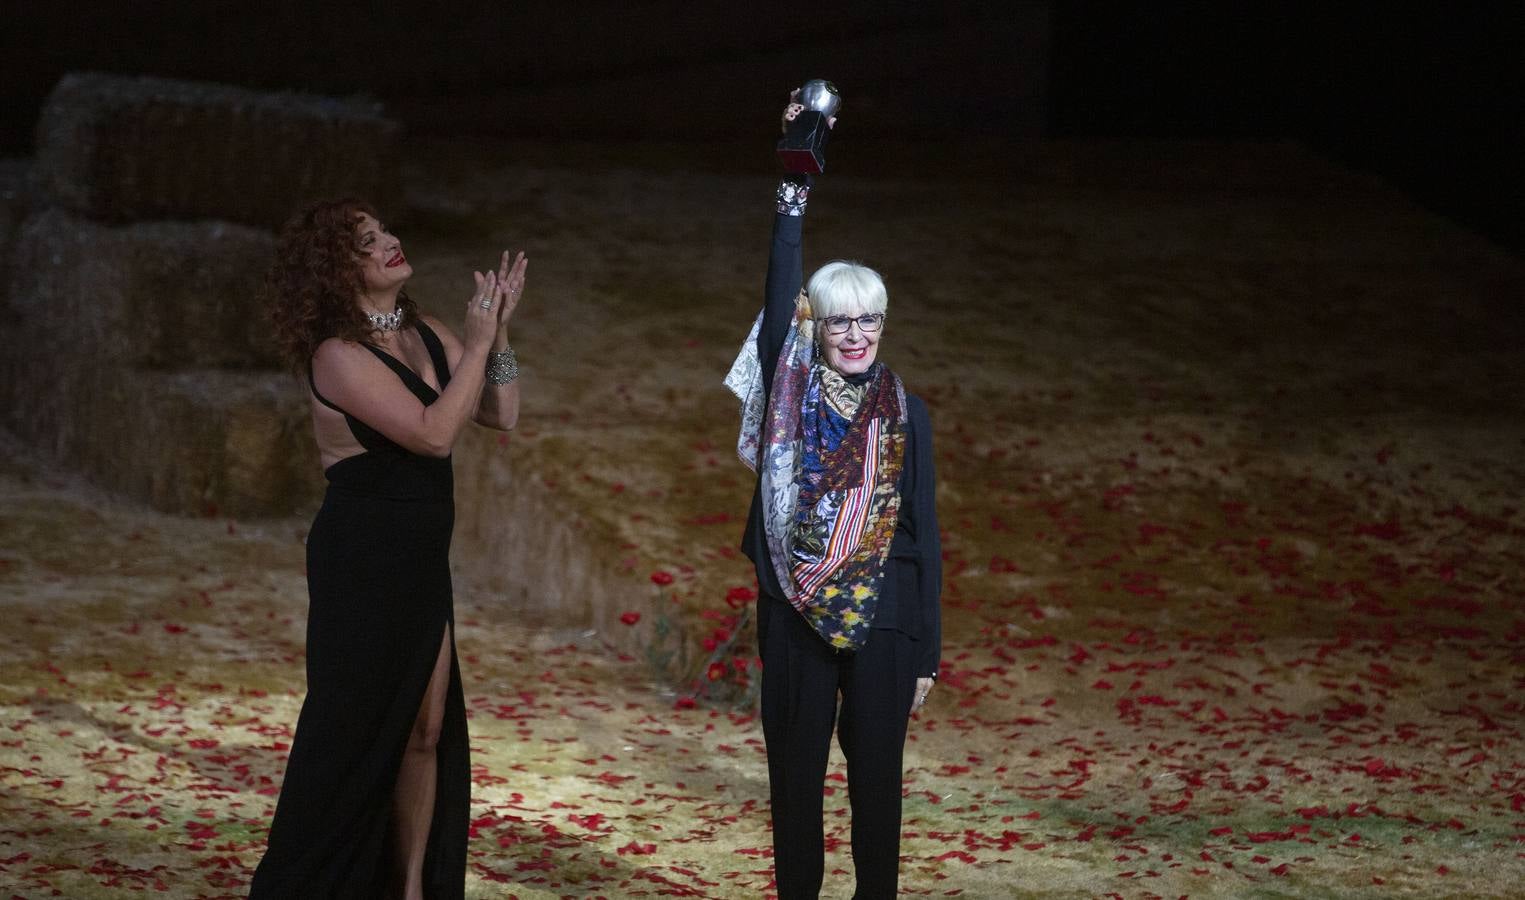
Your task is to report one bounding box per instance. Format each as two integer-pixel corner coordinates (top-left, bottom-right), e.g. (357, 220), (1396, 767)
(413, 318), (452, 388)
(358, 332), (442, 405)
(358, 341), (415, 381)
(307, 362), (345, 412)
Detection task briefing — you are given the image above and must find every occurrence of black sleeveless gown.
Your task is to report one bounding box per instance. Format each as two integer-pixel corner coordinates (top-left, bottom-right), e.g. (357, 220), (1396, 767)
(251, 321), (469, 899)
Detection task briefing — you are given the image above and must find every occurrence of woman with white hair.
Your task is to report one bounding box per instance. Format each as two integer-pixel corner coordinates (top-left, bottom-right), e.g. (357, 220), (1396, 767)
(727, 92), (942, 898)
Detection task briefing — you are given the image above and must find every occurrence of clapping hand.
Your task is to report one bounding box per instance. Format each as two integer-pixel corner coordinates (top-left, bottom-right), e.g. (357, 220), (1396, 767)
(491, 250), (528, 329)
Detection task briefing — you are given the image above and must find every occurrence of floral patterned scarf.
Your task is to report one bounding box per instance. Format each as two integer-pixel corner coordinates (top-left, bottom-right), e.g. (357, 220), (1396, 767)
(725, 294), (907, 650)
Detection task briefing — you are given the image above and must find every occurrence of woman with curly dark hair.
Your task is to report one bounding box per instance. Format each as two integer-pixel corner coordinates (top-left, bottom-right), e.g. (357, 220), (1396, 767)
(251, 198), (526, 900)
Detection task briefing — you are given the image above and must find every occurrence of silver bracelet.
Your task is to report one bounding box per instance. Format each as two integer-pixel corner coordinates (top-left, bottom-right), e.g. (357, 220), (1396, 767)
(776, 176), (810, 216)
(486, 346), (519, 385)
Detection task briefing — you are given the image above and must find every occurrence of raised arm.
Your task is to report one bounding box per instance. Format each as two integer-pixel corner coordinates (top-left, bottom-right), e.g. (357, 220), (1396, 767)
(759, 89), (834, 394)
(312, 269), (504, 458)
(475, 250), (527, 430)
(758, 174), (811, 393)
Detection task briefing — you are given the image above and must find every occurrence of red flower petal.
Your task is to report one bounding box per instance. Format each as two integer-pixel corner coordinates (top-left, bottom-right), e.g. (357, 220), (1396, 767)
(725, 585), (757, 608)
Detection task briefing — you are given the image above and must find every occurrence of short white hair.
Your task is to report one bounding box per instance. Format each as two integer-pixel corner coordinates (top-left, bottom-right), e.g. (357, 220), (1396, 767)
(806, 260), (887, 320)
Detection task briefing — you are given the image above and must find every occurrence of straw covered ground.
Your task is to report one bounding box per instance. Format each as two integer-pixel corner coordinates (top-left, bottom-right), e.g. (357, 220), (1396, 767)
(3, 138), (1525, 897)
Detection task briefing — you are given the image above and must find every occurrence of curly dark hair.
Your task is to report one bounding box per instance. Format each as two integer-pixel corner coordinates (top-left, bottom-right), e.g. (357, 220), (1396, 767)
(268, 198), (419, 369)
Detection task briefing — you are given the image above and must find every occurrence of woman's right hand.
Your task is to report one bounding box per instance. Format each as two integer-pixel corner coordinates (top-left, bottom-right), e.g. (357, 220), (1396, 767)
(463, 269), (500, 351)
(780, 87), (836, 134)
(781, 88), (804, 134)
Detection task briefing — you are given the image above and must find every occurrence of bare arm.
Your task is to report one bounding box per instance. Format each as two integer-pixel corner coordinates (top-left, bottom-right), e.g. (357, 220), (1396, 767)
(474, 337), (521, 430)
(312, 271), (503, 457)
(474, 250), (526, 431)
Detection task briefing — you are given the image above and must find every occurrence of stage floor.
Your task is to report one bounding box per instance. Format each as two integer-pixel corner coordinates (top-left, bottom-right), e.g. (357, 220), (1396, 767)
(3, 138), (1524, 897)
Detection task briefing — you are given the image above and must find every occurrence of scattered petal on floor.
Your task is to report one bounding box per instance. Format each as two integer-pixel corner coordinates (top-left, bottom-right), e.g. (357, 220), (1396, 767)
(5, 141), (1525, 898)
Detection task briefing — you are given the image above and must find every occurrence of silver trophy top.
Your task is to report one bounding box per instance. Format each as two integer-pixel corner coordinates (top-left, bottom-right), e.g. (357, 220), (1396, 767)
(798, 79), (841, 118)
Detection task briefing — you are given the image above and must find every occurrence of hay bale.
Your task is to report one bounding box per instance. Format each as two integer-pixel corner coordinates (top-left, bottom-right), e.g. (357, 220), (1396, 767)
(126, 369), (323, 516)
(8, 208), (279, 369)
(34, 72), (400, 229)
(0, 204), (324, 516)
(0, 346), (322, 516)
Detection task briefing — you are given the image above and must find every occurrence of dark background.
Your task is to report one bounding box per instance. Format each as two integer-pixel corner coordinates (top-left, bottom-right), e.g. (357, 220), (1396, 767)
(1050, 3), (1523, 253)
(3, 1), (1519, 251)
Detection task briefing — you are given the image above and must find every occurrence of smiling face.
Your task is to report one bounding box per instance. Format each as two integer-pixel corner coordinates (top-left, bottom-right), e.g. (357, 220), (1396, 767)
(819, 311), (882, 376)
(353, 213), (410, 299)
(806, 260), (888, 377)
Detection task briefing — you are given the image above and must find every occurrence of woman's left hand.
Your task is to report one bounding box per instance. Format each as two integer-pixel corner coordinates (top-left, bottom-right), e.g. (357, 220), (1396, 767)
(911, 677), (934, 714)
(492, 250), (528, 329)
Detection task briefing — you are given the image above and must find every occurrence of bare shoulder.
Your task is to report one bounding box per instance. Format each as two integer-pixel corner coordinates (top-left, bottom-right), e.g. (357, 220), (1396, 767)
(313, 336), (369, 366)
(311, 337), (383, 382)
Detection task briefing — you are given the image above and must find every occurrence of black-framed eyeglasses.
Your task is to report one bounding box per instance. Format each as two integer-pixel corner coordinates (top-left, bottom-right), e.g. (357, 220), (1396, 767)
(819, 313), (885, 335)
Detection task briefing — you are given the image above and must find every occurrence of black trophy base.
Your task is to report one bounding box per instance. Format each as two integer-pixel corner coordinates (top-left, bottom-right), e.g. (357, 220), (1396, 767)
(777, 111), (831, 174)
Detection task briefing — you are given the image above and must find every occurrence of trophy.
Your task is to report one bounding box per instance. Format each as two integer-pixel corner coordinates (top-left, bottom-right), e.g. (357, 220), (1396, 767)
(777, 79), (841, 174)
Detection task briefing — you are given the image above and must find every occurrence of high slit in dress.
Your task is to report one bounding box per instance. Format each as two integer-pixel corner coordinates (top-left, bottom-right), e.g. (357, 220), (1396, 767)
(251, 320), (469, 900)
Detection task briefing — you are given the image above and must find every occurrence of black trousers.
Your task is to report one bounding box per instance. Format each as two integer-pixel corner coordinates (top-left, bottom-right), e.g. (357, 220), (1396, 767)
(759, 599), (919, 900)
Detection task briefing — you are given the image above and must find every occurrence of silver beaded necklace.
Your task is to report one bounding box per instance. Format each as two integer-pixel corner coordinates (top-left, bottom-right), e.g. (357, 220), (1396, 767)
(367, 307), (404, 332)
